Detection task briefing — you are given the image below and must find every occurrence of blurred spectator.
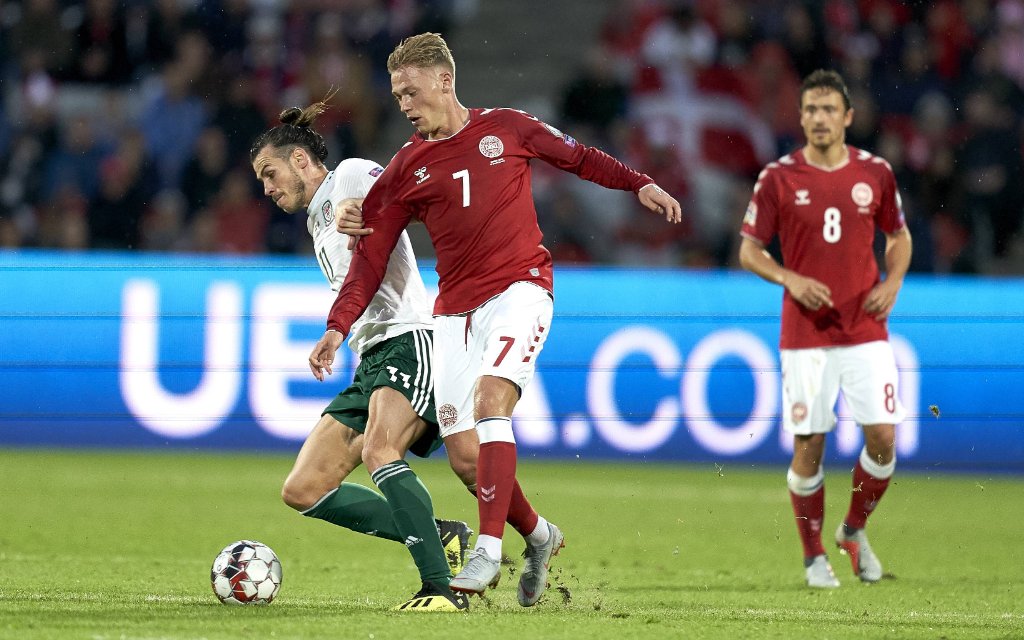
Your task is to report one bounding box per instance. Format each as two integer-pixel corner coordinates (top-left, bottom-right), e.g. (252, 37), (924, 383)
(535, 184), (596, 264)
(292, 12), (377, 155)
(956, 88), (1024, 267)
(140, 189), (188, 252)
(140, 62), (208, 189)
(197, 0), (251, 65)
(876, 29), (946, 116)
(559, 45), (630, 151)
(781, 3), (830, 78)
(996, 0), (1024, 90)
(36, 186), (89, 250)
(7, 0), (74, 76)
(639, 1), (716, 100)
(845, 88), (882, 151)
(714, 1), (758, 68)
(181, 127), (231, 218)
(45, 116), (110, 201)
(87, 153), (147, 249)
(211, 168), (270, 254)
(71, 0), (133, 84)
(739, 41), (803, 153)
(960, 36), (1024, 119)
(137, 0), (203, 72)
(212, 77), (272, 168)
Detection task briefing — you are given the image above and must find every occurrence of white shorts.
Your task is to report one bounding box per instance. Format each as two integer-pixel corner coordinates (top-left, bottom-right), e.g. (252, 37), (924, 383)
(432, 282), (554, 438)
(781, 340), (906, 435)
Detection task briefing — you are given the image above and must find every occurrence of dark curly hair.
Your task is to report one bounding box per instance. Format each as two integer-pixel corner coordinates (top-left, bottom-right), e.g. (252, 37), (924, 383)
(249, 99), (331, 165)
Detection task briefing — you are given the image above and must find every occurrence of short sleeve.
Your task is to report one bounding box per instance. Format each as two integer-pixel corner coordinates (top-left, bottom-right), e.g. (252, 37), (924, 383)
(875, 164), (906, 234)
(333, 158), (385, 200)
(741, 166), (780, 245)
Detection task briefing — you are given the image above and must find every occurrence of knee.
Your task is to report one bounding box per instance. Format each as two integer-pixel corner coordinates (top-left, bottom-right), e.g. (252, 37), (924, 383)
(281, 476), (315, 512)
(281, 471), (341, 512)
(361, 437), (390, 473)
(863, 426), (896, 462)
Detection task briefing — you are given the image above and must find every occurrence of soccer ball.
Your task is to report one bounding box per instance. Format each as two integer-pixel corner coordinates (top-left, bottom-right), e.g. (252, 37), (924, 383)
(210, 540), (283, 605)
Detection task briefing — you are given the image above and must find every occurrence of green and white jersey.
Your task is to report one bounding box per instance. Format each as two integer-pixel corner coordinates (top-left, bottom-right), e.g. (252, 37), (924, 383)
(306, 157), (432, 356)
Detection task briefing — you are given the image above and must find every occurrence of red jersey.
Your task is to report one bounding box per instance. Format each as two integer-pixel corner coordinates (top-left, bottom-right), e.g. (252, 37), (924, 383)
(327, 108), (653, 334)
(741, 146), (906, 349)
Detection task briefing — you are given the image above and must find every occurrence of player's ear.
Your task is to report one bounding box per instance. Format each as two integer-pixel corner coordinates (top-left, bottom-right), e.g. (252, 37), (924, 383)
(440, 70), (453, 93)
(292, 147), (308, 169)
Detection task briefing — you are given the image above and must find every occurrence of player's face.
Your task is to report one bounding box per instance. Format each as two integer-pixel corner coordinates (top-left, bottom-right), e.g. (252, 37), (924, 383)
(391, 65), (449, 139)
(799, 88), (853, 152)
(252, 148), (307, 214)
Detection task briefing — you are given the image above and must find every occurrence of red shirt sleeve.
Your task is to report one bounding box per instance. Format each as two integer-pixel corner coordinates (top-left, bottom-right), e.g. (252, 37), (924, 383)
(875, 162), (907, 234)
(325, 169), (413, 335)
(741, 165), (780, 245)
(507, 110), (654, 192)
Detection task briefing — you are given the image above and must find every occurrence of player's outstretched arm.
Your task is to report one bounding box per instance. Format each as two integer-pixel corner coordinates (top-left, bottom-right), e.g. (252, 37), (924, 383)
(638, 183), (682, 223)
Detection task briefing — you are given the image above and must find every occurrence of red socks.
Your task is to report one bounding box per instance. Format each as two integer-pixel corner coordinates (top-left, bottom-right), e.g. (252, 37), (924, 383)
(789, 486), (827, 558)
(844, 459), (892, 529)
(476, 441), (518, 538)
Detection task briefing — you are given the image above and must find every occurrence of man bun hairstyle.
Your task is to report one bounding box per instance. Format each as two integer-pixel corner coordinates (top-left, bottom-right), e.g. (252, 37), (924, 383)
(387, 32), (456, 77)
(249, 96), (333, 164)
(800, 69), (851, 111)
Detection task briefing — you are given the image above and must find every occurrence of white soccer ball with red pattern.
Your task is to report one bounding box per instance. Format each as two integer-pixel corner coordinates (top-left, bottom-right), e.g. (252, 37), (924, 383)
(210, 540), (283, 605)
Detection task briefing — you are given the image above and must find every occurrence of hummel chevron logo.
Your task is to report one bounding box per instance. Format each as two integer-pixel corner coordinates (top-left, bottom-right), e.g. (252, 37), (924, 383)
(404, 536), (423, 547)
(480, 485), (496, 503)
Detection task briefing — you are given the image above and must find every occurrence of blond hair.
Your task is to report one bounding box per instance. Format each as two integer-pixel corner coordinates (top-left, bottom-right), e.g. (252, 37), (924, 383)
(387, 32), (456, 77)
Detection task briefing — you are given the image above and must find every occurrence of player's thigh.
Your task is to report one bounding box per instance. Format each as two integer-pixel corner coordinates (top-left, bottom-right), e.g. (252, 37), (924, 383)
(837, 340), (906, 427)
(476, 282), (554, 392)
(433, 314), (483, 439)
(363, 386), (427, 466)
(283, 413), (363, 507)
(781, 347), (842, 435)
(361, 330), (445, 460)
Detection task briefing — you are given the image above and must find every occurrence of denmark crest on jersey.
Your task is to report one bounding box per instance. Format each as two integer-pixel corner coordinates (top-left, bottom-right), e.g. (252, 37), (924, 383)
(479, 135), (503, 158)
(851, 182), (873, 210)
(322, 200), (334, 223)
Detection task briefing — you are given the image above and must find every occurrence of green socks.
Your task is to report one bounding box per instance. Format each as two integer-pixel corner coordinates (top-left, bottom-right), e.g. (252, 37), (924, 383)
(371, 461), (451, 585)
(302, 482), (403, 542)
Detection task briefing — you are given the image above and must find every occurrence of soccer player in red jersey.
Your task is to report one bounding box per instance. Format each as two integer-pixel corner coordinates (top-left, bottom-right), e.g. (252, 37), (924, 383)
(309, 33), (681, 606)
(739, 70), (913, 588)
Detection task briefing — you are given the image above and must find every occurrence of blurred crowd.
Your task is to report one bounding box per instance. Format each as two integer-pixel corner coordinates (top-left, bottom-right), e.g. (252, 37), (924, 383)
(1, 0), (1023, 275)
(0, 0), (462, 254)
(539, 0), (1024, 273)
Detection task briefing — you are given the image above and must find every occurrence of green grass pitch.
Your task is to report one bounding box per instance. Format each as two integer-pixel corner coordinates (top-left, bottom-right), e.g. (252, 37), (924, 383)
(1, 449), (1021, 639)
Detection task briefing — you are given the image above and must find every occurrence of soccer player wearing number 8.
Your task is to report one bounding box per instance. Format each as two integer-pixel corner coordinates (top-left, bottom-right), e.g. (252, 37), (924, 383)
(309, 33), (682, 606)
(739, 70), (913, 588)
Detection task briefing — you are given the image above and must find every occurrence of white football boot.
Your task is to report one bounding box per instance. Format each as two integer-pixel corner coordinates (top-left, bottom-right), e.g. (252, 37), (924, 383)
(449, 549), (501, 595)
(836, 523), (883, 582)
(805, 554), (840, 588)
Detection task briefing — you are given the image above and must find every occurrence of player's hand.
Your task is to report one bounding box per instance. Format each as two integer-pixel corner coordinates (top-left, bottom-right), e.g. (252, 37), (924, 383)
(638, 183), (682, 223)
(308, 330), (344, 381)
(864, 278), (901, 321)
(784, 273), (833, 311)
(336, 198), (373, 250)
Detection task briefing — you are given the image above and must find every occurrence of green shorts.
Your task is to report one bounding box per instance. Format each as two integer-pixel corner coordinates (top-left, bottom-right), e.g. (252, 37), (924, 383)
(323, 329), (442, 458)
